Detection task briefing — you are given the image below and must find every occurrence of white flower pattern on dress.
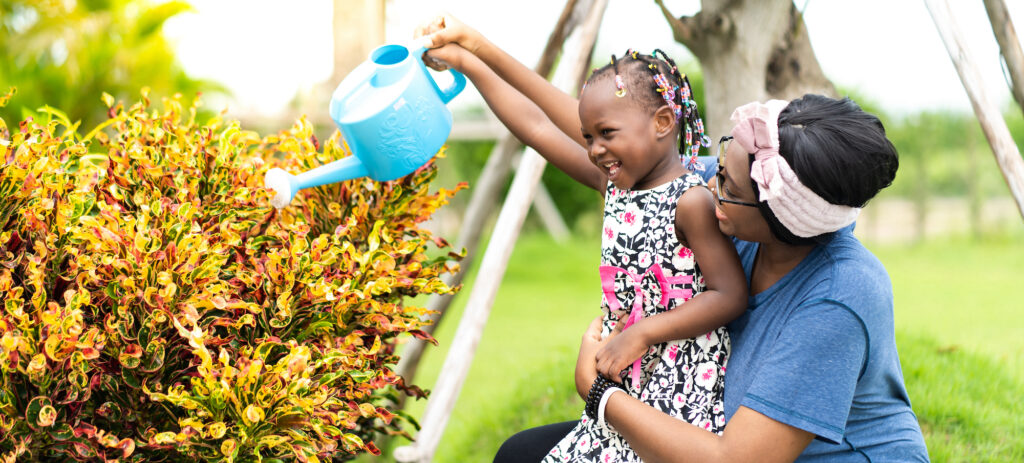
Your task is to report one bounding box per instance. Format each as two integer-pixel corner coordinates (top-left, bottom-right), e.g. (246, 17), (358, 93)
(543, 173), (730, 463)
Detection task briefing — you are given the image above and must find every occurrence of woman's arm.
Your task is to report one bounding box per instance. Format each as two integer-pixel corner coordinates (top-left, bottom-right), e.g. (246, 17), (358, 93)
(418, 15), (587, 147)
(578, 317), (813, 463)
(610, 397), (814, 462)
(425, 44), (605, 191)
(595, 187), (748, 377)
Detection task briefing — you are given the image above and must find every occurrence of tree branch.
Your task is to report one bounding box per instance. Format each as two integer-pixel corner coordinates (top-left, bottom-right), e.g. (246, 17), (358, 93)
(983, 0), (1024, 113)
(535, 0), (582, 78)
(654, 0), (696, 46)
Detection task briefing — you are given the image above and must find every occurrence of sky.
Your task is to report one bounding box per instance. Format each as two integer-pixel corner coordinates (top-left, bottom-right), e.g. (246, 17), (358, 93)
(164, 0), (1024, 119)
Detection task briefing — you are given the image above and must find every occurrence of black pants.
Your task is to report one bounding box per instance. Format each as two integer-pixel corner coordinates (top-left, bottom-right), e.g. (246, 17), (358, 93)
(492, 420), (579, 463)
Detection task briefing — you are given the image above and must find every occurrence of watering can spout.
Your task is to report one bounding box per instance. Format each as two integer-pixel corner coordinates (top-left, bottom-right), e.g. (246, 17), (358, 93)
(265, 156), (369, 209)
(263, 40), (465, 209)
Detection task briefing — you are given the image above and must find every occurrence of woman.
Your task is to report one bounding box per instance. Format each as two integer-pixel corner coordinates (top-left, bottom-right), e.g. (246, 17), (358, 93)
(496, 96), (930, 462)
(415, 16), (930, 462)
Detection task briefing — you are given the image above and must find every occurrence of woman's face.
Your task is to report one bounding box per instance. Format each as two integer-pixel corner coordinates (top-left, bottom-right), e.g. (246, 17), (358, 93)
(710, 135), (774, 242)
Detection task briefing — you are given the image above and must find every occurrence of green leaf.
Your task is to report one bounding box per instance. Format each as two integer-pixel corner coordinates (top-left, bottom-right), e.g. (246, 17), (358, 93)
(134, 1), (193, 39)
(140, 341), (166, 373)
(50, 422), (75, 440)
(296, 320), (334, 341)
(347, 370), (374, 383)
(35, 105), (72, 128)
(26, 396), (56, 428)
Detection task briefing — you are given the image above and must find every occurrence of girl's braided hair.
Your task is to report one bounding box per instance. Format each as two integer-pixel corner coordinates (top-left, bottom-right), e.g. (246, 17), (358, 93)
(585, 49), (710, 171)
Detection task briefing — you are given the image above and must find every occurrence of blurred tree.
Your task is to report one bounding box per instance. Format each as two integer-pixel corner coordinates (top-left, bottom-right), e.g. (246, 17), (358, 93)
(0, 0), (223, 129)
(332, 0), (385, 83)
(655, 0), (836, 137)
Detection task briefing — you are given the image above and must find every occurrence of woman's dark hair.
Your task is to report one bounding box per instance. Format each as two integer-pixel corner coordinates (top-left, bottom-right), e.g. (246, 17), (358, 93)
(750, 94), (899, 245)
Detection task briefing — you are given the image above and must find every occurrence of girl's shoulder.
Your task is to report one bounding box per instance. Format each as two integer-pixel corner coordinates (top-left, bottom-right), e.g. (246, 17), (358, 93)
(665, 170), (708, 199)
(602, 170), (707, 204)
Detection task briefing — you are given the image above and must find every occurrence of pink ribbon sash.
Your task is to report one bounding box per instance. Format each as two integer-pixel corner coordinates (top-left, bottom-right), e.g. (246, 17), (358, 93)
(599, 263), (693, 389)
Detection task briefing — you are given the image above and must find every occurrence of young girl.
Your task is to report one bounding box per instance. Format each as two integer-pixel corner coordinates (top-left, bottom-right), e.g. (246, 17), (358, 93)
(420, 20), (747, 462)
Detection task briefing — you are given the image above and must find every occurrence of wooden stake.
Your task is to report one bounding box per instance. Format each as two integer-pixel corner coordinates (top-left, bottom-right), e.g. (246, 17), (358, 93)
(926, 0), (1024, 221)
(393, 0), (583, 402)
(983, 0), (1024, 113)
(392, 0), (609, 460)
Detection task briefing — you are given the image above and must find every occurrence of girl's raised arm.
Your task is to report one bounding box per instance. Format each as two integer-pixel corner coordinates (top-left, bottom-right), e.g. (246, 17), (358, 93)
(419, 15), (587, 148)
(426, 44), (605, 191)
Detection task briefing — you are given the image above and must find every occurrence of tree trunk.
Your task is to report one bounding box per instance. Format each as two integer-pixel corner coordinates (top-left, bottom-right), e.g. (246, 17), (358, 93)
(332, 0), (386, 83)
(655, 0), (836, 139)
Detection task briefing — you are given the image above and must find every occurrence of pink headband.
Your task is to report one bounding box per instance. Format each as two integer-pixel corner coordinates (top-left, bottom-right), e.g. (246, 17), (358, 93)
(729, 100), (860, 238)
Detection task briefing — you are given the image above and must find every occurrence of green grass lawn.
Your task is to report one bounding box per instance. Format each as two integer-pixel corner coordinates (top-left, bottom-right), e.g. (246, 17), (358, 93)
(378, 228), (1024, 462)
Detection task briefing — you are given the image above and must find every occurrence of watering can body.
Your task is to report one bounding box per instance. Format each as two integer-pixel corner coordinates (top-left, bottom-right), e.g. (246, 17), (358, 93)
(266, 42), (466, 208)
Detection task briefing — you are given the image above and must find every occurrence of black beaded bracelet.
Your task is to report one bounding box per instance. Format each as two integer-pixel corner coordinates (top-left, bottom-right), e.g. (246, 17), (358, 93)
(584, 375), (617, 420)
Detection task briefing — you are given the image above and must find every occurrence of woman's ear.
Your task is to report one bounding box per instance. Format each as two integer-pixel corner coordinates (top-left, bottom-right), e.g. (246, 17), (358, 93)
(653, 105), (677, 139)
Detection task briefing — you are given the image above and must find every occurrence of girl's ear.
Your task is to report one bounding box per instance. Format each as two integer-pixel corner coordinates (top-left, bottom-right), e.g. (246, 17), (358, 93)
(653, 105), (677, 139)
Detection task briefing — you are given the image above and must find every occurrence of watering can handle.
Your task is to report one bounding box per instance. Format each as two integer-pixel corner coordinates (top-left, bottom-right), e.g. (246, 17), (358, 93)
(437, 68), (466, 104)
(411, 45), (467, 104)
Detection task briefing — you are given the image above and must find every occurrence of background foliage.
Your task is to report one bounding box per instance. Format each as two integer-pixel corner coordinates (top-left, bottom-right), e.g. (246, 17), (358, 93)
(0, 0), (222, 130)
(0, 89), (462, 462)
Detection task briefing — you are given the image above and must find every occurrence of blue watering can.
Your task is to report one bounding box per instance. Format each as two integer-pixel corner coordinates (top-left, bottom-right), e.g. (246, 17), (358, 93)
(266, 41), (467, 208)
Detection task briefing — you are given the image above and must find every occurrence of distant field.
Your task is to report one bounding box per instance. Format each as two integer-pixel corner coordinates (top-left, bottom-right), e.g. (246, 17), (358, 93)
(378, 228), (1024, 462)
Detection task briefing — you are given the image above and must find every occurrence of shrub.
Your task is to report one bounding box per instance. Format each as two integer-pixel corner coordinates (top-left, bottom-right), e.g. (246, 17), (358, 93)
(0, 88), (463, 462)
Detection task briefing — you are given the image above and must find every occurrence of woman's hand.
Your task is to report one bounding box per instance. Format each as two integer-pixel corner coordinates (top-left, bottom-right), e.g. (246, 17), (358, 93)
(595, 325), (647, 384)
(575, 316), (605, 400)
(575, 315), (627, 398)
(413, 14), (483, 71)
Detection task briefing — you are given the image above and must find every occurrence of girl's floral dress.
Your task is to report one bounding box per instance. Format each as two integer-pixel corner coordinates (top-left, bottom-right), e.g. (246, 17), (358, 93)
(543, 173), (730, 463)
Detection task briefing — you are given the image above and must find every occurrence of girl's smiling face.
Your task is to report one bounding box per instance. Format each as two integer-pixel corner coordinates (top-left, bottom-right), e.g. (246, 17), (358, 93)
(578, 77), (682, 190)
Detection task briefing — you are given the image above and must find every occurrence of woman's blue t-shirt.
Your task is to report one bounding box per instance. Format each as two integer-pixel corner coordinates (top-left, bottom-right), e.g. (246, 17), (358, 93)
(725, 231), (930, 462)
(692, 156), (928, 460)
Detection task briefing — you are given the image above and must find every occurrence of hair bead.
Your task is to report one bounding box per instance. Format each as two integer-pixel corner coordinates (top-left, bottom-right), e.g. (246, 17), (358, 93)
(611, 54), (627, 98)
(587, 48), (710, 170)
(614, 75), (626, 98)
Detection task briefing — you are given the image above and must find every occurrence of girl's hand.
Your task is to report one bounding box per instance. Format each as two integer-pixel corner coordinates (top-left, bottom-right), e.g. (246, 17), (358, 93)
(423, 43), (472, 74)
(595, 324), (647, 384)
(414, 14), (482, 71)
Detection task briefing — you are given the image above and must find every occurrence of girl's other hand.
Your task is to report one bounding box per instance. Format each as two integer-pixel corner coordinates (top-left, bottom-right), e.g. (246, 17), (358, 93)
(414, 15), (482, 70)
(423, 43), (472, 74)
(595, 323), (646, 384)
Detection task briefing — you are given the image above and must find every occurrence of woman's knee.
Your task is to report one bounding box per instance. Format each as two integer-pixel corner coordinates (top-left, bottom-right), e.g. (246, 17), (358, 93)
(493, 421), (578, 463)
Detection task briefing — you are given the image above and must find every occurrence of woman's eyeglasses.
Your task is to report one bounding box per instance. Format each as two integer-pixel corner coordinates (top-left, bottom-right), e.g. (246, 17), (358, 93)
(715, 136), (760, 208)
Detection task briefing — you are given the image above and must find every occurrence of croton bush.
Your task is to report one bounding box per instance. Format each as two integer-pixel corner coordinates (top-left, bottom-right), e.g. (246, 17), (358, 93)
(0, 88), (463, 462)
